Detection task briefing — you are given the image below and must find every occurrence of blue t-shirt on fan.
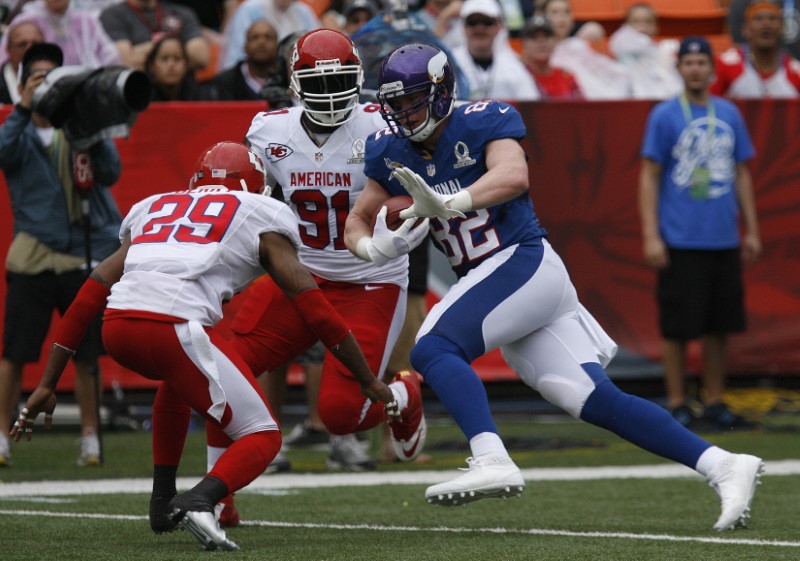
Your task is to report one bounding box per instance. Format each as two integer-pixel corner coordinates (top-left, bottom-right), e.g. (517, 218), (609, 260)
(641, 95), (755, 250)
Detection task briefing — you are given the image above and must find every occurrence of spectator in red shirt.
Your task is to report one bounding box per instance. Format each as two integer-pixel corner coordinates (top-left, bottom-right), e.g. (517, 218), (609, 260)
(711, 0), (800, 98)
(521, 16), (582, 99)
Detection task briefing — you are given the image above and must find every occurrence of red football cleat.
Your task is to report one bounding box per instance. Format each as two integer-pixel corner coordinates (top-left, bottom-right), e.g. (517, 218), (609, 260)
(216, 494), (241, 528)
(387, 370), (427, 462)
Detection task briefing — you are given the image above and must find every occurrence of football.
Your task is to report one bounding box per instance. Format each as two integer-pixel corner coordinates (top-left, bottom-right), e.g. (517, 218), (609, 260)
(372, 195), (416, 231)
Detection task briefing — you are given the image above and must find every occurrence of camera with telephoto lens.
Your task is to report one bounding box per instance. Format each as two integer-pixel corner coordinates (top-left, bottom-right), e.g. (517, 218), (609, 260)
(31, 65), (151, 150)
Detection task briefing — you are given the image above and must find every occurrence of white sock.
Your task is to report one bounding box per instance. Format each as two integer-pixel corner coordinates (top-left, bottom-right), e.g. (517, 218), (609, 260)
(389, 381), (409, 412)
(470, 432), (510, 460)
(695, 446), (734, 477)
(207, 445), (226, 473)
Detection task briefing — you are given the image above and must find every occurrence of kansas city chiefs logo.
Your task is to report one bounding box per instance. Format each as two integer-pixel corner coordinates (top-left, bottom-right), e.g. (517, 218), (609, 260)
(265, 143), (293, 162)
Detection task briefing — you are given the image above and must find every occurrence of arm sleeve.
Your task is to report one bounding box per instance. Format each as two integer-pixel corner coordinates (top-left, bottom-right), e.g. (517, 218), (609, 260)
(53, 278), (112, 352)
(640, 104), (669, 165)
(729, 105), (755, 162)
(291, 288), (350, 349)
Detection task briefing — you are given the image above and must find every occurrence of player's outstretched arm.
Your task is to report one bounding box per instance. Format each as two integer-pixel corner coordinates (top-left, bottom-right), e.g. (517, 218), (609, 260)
(396, 138), (529, 220)
(10, 240), (129, 442)
(258, 232), (394, 405)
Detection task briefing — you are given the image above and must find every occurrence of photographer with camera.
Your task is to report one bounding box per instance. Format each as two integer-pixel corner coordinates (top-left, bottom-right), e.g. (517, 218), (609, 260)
(0, 43), (123, 468)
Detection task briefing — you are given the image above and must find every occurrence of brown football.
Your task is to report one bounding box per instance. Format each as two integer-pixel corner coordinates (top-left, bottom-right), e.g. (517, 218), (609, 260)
(372, 195), (417, 231)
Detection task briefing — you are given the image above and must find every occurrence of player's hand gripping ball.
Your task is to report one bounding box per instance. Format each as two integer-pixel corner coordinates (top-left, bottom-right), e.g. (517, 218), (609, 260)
(372, 196), (423, 231)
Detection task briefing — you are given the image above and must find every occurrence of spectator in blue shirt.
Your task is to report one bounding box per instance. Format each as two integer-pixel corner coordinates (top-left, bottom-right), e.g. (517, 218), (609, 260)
(639, 36), (761, 431)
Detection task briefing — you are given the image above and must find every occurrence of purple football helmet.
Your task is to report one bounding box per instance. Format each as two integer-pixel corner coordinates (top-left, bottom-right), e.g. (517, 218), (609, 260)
(377, 43), (456, 142)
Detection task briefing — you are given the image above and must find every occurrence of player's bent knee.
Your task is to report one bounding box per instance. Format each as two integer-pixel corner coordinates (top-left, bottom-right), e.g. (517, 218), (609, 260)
(536, 373), (596, 418)
(318, 391), (362, 435)
(318, 409), (356, 435)
(410, 334), (462, 373)
(224, 417), (280, 442)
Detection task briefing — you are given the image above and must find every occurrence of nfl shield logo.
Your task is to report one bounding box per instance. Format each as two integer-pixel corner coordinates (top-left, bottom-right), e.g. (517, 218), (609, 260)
(426, 163), (436, 177)
(315, 152), (323, 163)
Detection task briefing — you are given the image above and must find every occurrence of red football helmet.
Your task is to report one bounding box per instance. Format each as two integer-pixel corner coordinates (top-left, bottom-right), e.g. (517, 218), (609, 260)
(289, 28), (363, 127)
(190, 141), (269, 195)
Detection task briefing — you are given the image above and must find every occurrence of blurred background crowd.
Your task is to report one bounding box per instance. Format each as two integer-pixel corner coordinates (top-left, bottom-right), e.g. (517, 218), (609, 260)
(0, 0), (798, 105)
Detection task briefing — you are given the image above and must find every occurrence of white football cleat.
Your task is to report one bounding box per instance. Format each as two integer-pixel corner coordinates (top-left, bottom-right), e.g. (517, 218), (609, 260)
(425, 455), (525, 506)
(179, 510), (240, 551)
(707, 453), (764, 531)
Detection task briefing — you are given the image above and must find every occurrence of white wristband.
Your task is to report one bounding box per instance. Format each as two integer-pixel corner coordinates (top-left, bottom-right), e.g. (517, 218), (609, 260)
(447, 190), (473, 213)
(355, 236), (373, 262)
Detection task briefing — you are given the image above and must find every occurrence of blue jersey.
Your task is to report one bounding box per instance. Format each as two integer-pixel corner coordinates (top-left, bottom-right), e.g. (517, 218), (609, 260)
(365, 100), (547, 277)
(641, 95), (755, 250)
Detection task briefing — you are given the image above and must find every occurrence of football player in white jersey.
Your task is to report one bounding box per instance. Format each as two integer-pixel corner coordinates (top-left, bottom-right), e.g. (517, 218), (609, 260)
(10, 142), (394, 552)
(209, 29), (432, 482)
(203, 28), (431, 525)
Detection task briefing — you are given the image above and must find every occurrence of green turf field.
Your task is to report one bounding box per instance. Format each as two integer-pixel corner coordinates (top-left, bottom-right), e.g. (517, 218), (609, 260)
(1, 413), (798, 561)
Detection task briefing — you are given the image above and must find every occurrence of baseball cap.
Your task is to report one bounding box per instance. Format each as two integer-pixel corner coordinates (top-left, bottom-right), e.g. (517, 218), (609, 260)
(344, 0), (377, 19)
(461, 0), (503, 20)
(678, 36), (713, 59)
(20, 42), (63, 85)
(523, 16), (554, 37)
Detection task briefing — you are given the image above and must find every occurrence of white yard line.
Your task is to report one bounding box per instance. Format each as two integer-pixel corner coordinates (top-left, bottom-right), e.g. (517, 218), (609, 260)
(0, 509), (798, 549)
(0, 459), (798, 497)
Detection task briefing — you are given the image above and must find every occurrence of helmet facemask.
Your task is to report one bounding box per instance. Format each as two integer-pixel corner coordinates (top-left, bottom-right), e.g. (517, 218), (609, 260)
(291, 62), (363, 127)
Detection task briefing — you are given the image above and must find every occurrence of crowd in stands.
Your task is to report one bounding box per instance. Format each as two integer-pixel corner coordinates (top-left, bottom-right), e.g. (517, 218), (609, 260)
(0, 0), (798, 102)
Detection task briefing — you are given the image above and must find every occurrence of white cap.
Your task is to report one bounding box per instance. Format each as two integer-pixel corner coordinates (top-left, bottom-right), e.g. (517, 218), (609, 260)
(461, 0), (502, 20)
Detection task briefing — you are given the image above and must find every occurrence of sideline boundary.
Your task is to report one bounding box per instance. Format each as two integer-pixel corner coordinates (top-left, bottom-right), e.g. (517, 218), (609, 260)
(1, 460), (799, 497)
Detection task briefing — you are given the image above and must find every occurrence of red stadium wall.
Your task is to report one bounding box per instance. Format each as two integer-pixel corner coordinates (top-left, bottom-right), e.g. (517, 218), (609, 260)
(1, 100), (799, 392)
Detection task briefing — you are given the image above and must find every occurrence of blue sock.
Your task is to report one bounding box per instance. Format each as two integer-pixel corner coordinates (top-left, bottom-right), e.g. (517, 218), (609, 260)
(579, 364), (710, 468)
(411, 334), (497, 439)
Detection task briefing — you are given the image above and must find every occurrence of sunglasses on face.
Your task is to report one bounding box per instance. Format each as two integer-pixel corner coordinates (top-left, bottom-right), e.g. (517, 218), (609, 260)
(465, 17), (497, 27)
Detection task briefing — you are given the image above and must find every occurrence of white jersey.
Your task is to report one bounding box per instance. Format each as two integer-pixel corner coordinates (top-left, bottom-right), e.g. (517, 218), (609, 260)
(714, 47), (800, 99)
(247, 103), (408, 288)
(107, 187), (301, 326)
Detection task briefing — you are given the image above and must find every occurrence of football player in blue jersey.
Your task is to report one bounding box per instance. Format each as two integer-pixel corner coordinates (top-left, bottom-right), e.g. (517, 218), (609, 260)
(344, 42), (764, 531)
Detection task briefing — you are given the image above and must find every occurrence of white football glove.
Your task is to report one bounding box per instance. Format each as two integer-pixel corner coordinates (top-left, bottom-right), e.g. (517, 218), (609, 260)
(391, 166), (467, 220)
(358, 206), (430, 267)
